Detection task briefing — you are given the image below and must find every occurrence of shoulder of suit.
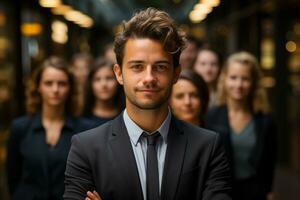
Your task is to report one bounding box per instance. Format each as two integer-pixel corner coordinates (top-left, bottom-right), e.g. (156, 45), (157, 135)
(74, 120), (113, 141)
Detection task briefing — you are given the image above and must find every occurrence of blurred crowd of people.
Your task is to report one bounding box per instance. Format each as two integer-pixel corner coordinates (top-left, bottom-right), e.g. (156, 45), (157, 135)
(5, 32), (277, 200)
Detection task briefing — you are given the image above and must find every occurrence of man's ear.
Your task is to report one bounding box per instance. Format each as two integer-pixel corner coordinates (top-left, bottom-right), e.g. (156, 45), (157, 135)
(113, 64), (123, 85)
(173, 66), (181, 84)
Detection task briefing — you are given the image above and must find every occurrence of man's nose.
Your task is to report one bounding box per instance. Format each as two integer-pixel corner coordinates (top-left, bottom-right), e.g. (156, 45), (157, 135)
(143, 66), (156, 85)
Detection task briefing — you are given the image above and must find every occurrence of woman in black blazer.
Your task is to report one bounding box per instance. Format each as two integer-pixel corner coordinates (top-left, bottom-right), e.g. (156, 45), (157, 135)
(206, 51), (277, 200)
(6, 56), (91, 200)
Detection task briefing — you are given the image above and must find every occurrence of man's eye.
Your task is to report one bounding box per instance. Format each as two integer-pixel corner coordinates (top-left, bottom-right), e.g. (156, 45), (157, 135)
(155, 65), (167, 71)
(131, 64), (143, 71)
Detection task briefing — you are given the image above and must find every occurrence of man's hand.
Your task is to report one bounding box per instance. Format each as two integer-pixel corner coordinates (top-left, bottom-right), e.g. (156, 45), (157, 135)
(86, 191), (102, 200)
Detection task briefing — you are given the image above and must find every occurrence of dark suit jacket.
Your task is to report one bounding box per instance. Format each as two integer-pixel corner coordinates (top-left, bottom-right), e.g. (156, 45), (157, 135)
(206, 106), (277, 194)
(6, 114), (92, 200)
(64, 114), (232, 200)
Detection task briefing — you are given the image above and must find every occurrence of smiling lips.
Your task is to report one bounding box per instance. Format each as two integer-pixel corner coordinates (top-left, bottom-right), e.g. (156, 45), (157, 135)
(137, 89), (161, 96)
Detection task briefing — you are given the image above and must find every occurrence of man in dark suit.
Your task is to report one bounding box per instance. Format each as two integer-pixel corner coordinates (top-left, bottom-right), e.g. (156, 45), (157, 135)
(64, 7), (232, 200)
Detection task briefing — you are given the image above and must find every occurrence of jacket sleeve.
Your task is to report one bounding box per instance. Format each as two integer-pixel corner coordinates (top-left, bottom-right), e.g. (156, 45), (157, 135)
(6, 119), (25, 195)
(64, 134), (95, 200)
(202, 133), (232, 200)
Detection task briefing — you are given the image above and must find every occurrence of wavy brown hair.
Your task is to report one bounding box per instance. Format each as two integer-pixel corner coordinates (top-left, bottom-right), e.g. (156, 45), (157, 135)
(217, 51), (270, 113)
(114, 7), (186, 68)
(26, 56), (80, 116)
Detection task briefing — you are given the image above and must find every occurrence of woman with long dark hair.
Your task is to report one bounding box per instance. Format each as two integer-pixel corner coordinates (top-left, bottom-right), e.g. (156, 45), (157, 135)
(6, 56), (90, 200)
(82, 57), (124, 127)
(170, 70), (209, 126)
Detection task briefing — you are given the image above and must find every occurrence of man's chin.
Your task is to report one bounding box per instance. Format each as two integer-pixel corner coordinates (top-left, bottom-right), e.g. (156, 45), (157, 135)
(133, 100), (166, 110)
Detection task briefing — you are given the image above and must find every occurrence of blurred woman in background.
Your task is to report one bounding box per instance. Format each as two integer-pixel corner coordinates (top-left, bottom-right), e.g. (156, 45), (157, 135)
(70, 52), (93, 114)
(6, 56), (90, 200)
(206, 51), (277, 200)
(82, 57), (124, 128)
(170, 70), (209, 127)
(193, 48), (222, 107)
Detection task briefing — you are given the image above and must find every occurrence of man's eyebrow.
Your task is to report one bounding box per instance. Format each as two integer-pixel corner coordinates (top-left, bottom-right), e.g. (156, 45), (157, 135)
(127, 60), (144, 64)
(127, 60), (171, 64)
(155, 60), (171, 64)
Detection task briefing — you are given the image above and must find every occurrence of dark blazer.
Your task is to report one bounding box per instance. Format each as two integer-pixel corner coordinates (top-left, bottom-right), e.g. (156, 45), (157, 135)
(206, 106), (277, 194)
(6, 114), (92, 200)
(64, 113), (232, 200)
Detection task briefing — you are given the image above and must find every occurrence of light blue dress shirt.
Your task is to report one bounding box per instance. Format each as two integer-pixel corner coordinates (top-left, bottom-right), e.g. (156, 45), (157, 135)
(123, 109), (171, 200)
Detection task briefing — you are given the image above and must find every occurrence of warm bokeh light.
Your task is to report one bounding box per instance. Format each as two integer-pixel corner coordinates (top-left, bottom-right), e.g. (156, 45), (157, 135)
(189, 0), (221, 23)
(200, 0), (221, 7)
(261, 38), (275, 69)
(64, 10), (94, 28)
(51, 4), (72, 15)
(51, 20), (68, 44)
(189, 10), (207, 23)
(261, 76), (276, 88)
(21, 23), (43, 36)
(39, 0), (61, 8)
(286, 41), (297, 52)
(194, 3), (213, 14)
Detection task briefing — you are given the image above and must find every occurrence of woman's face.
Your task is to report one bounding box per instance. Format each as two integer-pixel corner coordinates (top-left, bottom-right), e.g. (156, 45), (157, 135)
(224, 62), (252, 102)
(38, 67), (70, 107)
(92, 66), (119, 101)
(194, 50), (220, 84)
(170, 79), (201, 123)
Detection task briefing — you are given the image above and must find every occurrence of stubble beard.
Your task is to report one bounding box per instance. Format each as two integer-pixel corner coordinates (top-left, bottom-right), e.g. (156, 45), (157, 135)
(125, 87), (172, 110)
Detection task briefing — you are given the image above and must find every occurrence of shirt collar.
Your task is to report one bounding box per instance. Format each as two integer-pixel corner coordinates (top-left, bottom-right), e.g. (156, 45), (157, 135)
(123, 108), (171, 146)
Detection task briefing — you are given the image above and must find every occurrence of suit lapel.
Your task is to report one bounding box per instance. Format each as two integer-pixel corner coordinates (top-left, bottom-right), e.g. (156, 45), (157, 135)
(161, 116), (187, 200)
(108, 114), (144, 200)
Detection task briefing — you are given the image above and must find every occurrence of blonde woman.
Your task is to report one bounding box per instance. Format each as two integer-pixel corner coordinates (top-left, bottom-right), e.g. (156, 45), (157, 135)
(6, 56), (91, 200)
(206, 51), (277, 200)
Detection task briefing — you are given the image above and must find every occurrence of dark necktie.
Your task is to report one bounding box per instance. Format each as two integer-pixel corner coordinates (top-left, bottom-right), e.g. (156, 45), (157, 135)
(143, 131), (160, 200)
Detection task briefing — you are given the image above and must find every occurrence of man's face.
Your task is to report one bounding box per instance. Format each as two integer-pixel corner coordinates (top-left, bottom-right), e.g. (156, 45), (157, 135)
(114, 38), (180, 110)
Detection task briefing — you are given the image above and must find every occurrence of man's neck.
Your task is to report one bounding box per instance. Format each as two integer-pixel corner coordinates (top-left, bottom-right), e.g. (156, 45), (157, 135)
(126, 103), (169, 133)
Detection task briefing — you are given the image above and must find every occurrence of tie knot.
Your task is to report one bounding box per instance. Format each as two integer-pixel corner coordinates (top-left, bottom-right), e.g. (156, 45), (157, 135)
(143, 131), (160, 145)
